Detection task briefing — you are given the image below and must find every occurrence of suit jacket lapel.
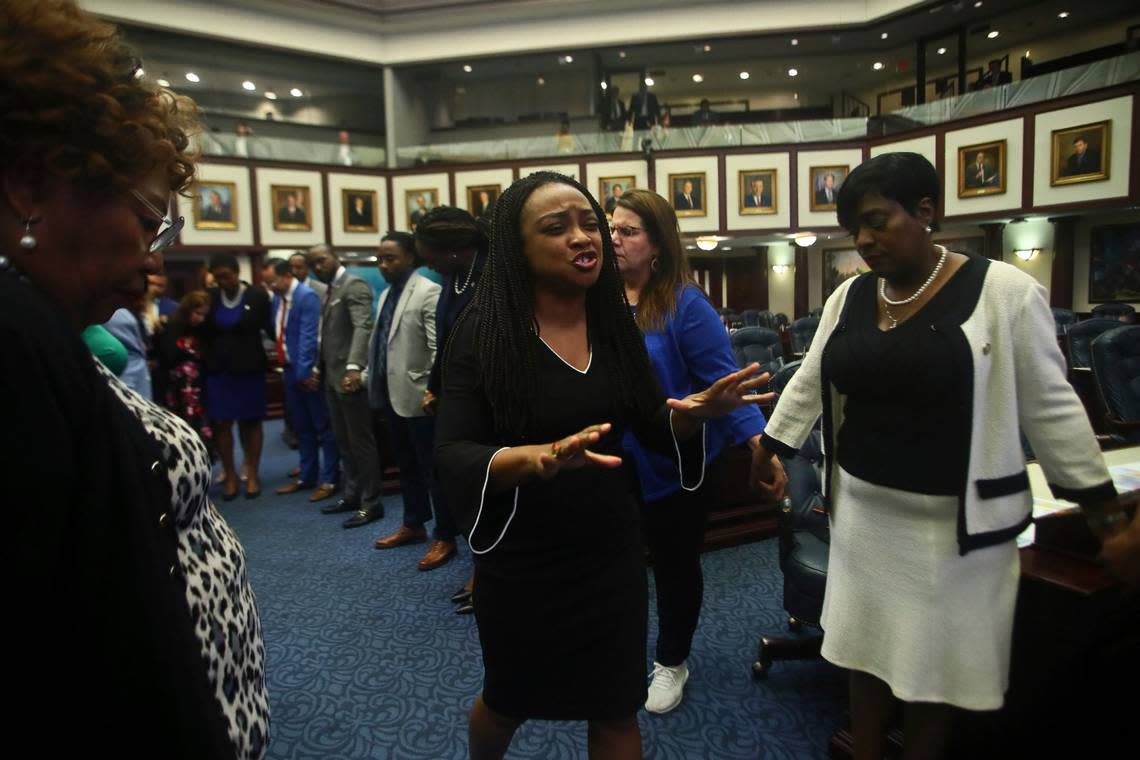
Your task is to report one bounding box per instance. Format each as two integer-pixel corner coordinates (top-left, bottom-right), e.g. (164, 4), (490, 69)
(388, 275), (415, 342)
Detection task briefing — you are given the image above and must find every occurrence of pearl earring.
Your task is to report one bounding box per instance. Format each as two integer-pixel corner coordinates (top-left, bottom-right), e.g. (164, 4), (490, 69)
(19, 218), (37, 250)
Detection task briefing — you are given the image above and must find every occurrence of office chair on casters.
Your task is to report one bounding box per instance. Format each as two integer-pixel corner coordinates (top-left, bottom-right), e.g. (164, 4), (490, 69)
(1067, 318), (1121, 370)
(790, 316), (820, 356)
(752, 429), (828, 679)
(731, 326), (784, 375)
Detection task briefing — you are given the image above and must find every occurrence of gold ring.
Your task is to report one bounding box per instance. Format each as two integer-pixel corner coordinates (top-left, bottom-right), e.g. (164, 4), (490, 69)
(551, 441), (560, 458)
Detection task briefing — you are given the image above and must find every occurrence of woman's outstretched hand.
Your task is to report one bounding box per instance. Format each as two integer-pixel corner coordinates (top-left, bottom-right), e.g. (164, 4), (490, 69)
(666, 363), (775, 419)
(534, 423), (623, 480)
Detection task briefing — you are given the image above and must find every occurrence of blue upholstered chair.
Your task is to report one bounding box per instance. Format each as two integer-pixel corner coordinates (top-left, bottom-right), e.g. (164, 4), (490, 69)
(1091, 303), (1136, 323)
(752, 429), (827, 678)
(731, 327), (783, 374)
(790, 316), (820, 356)
(1067, 318), (1121, 370)
(739, 309), (761, 327)
(1091, 325), (1140, 444)
(1051, 307), (1077, 336)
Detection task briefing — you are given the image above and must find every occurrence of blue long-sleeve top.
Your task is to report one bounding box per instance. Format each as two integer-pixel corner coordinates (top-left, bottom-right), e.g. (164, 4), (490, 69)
(623, 285), (767, 502)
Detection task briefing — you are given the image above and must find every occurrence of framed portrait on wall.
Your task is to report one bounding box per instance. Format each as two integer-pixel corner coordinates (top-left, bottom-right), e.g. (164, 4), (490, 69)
(271, 184), (312, 231)
(739, 169), (777, 215)
(405, 188), (438, 231)
(599, 175), (635, 214)
(809, 165), (848, 212)
(467, 184), (501, 220)
(1089, 223), (1140, 303)
(342, 189), (378, 233)
(194, 181), (238, 230)
(822, 248), (869, 302)
(957, 140), (1006, 198)
(1051, 120), (1110, 186)
(670, 172), (707, 218)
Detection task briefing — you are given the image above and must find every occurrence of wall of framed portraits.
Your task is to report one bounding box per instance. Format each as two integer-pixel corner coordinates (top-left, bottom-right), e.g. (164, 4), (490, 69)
(797, 148), (864, 231)
(255, 167), (326, 247)
(454, 168), (513, 221)
(390, 172), (451, 232)
(177, 163), (255, 246)
(327, 172), (388, 248)
(943, 117), (1025, 218)
(653, 156), (721, 234)
(585, 160), (649, 218)
(725, 152), (791, 232)
(1032, 95), (1132, 208)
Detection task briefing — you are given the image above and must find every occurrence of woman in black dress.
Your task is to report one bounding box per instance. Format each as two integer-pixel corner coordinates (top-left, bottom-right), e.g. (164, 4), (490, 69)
(435, 172), (773, 759)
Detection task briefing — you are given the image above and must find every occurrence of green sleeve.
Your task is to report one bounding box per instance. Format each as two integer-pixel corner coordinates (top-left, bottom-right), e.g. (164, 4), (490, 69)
(81, 324), (129, 376)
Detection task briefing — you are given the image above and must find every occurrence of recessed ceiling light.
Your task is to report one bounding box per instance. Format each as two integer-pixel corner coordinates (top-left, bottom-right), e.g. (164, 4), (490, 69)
(537, 77), (546, 86)
(1058, 11), (1069, 18)
(974, 1), (983, 7)
(290, 87), (303, 97)
(135, 68), (145, 79)
(692, 74), (704, 83)
(937, 47), (947, 55)
(462, 64), (472, 73)
(873, 61), (884, 70)
(156, 78), (170, 87)
(644, 77), (655, 87)
(787, 68), (798, 77)
(242, 80), (256, 91)
(185, 72), (199, 83)
(987, 30), (1000, 39)
(703, 44), (711, 52)
(599, 80), (606, 89)
(791, 38), (799, 46)
(559, 55), (573, 64)
(265, 92), (277, 100)
(619, 50), (626, 58)
(881, 32), (889, 40)
(739, 71), (750, 80)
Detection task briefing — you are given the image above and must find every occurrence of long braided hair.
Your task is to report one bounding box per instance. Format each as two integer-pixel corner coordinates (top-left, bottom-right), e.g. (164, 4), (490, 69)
(472, 171), (660, 440)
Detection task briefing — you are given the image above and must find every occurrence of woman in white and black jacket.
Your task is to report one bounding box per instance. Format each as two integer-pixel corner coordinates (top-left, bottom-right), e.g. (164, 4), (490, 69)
(749, 152), (1115, 760)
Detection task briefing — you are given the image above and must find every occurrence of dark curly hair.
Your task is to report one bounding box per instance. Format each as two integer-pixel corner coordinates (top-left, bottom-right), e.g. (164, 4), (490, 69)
(0, 0), (198, 194)
(414, 205), (491, 257)
(471, 171), (660, 439)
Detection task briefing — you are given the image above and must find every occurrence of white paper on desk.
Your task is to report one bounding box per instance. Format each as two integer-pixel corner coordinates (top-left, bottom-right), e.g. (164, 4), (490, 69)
(1017, 461), (1140, 548)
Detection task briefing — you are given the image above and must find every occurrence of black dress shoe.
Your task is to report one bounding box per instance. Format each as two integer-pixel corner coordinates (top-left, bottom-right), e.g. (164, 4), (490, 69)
(450, 587), (473, 604)
(455, 601), (475, 615)
(321, 498), (358, 515)
(342, 507), (383, 529)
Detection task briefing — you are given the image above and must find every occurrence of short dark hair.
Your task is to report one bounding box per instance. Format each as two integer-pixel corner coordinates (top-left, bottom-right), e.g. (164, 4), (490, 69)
(381, 231), (419, 263)
(837, 152), (940, 233)
(265, 257), (290, 276)
(1073, 134), (1091, 145)
(208, 251), (240, 273)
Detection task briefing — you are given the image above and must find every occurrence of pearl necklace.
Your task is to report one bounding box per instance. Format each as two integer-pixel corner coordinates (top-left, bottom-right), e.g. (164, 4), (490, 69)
(220, 284), (246, 309)
(453, 261), (476, 295)
(879, 245), (947, 329)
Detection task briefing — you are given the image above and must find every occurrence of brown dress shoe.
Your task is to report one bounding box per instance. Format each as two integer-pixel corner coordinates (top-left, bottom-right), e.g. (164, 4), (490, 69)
(308, 483), (338, 503)
(374, 525), (428, 550)
(288, 466), (301, 478)
(418, 540), (457, 571)
(275, 481), (314, 495)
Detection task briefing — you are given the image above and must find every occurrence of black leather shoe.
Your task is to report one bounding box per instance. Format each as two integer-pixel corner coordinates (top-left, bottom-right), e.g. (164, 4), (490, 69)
(450, 586), (473, 604)
(455, 601), (475, 615)
(342, 507), (383, 529)
(321, 499), (357, 515)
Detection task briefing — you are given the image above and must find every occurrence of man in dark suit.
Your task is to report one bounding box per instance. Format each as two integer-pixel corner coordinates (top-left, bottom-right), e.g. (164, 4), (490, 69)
(976, 59), (1012, 90)
(674, 179), (700, 210)
(628, 82), (661, 130)
(308, 244), (384, 528)
(964, 152), (999, 188)
(815, 173), (838, 206)
(278, 192), (307, 224)
(602, 85), (626, 131)
(744, 178), (771, 208)
(692, 99), (719, 126)
(200, 190), (230, 221)
(604, 183), (624, 214)
(1062, 135), (1101, 177)
(347, 195), (372, 227)
(264, 259), (340, 502)
(409, 195), (430, 229)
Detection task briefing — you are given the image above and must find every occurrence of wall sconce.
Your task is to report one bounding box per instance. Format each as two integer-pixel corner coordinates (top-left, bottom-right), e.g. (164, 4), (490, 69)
(771, 264), (792, 274)
(695, 235), (728, 251)
(1013, 248), (1040, 261)
(793, 233), (817, 247)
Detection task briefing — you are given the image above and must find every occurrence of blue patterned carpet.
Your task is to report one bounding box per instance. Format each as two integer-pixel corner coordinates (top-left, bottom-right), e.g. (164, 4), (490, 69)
(219, 420), (845, 759)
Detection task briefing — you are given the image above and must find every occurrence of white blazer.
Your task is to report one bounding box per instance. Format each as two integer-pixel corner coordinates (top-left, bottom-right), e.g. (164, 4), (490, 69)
(367, 271), (441, 418)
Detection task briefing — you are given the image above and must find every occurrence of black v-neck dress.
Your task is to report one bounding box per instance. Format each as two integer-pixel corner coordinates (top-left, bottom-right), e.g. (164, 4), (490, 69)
(435, 312), (701, 720)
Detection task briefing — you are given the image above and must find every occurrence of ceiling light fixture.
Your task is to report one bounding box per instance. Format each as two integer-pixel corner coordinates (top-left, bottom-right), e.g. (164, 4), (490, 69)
(739, 71), (750, 80)
(974, 1), (983, 7)
(599, 80), (607, 89)
(771, 264), (791, 274)
(987, 30), (1000, 39)
(1058, 11), (1069, 18)
(791, 38), (799, 46)
(463, 64), (472, 73)
(703, 44), (711, 52)
(937, 47), (947, 55)
(290, 87), (303, 97)
(265, 91), (277, 100)
(242, 80), (256, 91)
(619, 50), (626, 58)
(537, 77), (546, 86)
(135, 68), (145, 79)
(185, 72), (199, 83)
(156, 78), (170, 87)
(692, 74), (704, 83)
(873, 61), (884, 70)
(881, 32), (889, 40)
(793, 233), (817, 247)
(644, 77), (655, 87)
(1013, 248), (1040, 261)
(787, 68), (798, 77)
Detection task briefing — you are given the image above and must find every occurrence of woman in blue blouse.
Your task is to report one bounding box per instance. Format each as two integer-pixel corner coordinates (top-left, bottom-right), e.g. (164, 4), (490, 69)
(613, 189), (787, 713)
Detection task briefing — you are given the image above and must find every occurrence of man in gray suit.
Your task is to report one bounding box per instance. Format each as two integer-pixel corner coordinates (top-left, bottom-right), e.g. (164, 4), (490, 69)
(366, 233), (458, 571)
(309, 244), (384, 528)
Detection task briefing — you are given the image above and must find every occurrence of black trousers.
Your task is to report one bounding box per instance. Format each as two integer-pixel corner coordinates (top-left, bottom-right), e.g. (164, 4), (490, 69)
(639, 455), (726, 666)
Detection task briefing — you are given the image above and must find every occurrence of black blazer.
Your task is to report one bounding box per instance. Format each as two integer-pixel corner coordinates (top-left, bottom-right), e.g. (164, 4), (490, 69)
(2, 274), (238, 759)
(204, 284), (271, 374)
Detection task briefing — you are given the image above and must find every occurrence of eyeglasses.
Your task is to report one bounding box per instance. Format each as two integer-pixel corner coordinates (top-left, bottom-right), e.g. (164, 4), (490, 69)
(131, 189), (184, 252)
(610, 224), (644, 238)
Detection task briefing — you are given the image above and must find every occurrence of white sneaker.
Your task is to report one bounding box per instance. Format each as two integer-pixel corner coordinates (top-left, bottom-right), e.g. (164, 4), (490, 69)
(645, 661), (689, 714)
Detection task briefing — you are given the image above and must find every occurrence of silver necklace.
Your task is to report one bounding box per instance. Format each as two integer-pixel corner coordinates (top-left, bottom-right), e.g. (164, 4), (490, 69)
(879, 245), (948, 329)
(220, 284), (246, 309)
(453, 261), (476, 294)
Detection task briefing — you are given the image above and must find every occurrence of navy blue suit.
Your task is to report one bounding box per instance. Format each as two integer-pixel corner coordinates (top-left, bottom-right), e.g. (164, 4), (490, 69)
(273, 282), (339, 486)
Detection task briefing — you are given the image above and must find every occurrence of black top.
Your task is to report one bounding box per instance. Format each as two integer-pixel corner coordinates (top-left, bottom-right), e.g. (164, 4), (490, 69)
(823, 256), (981, 495)
(202, 285), (270, 374)
(427, 254), (483, 396)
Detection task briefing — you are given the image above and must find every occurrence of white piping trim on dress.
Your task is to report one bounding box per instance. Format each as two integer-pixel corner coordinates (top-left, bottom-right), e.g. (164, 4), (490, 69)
(670, 408), (707, 492)
(538, 336), (592, 375)
(469, 447), (520, 555)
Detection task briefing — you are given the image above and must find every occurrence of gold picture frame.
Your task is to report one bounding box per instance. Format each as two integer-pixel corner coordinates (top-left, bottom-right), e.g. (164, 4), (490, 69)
(669, 172), (707, 218)
(808, 165), (848, 212)
(405, 188), (438, 231)
(193, 180), (238, 230)
(342, 189), (378, 233)
(599, 175), (635, 215)
(738, 169), (777, 215)
(271, 184), (313, 231)
(1050, 119), (1110, 187)
(957, 140), (1007, 198)
(466, 184), (501, 219)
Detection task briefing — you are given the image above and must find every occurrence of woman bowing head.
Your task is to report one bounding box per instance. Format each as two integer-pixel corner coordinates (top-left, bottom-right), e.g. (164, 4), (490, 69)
(435, 171), (773, 760)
